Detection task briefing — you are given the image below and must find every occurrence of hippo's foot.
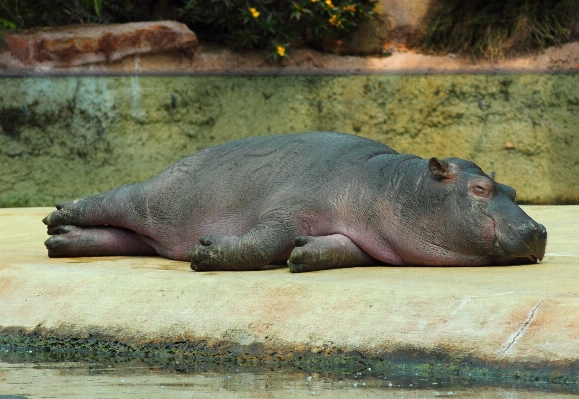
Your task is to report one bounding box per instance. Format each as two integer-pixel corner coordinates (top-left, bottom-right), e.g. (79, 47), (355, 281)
(45, 225), (157, 257)
(42, 200), (78, 227)
(43, 195), (108, 227)
(288, 234), (379, 273)
(189, 233), (286, 271)
(42, 191), (124, 227)
(188, 235), (236, 271)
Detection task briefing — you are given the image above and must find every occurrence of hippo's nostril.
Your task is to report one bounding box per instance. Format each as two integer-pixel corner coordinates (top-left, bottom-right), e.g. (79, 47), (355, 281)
(538, 224), (547, 237)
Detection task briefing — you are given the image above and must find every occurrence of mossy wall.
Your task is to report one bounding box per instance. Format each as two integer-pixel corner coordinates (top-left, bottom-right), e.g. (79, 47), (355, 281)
(1, 74), (578, 206)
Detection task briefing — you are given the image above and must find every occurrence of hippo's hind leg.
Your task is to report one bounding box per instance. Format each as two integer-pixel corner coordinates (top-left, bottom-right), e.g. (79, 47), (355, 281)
(288, 234), (380, 273)
(43, 185), (138, 228)
(43, 192), (116, 228)
(43, 186), (156, 258)
(45, 225), (156, 257)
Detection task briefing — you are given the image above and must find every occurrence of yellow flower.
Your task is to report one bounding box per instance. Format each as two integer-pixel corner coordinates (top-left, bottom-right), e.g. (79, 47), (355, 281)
(276, 45), (286, 57)
(249, 7), (260, 18)
(342, 5), (356, 12)
(325, 0), (334, 7)
(311, 0), (318, 2)
(329, 14), (341, 26)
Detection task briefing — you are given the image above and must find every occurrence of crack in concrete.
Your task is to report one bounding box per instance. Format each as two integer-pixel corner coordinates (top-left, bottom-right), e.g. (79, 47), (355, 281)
(450, 296), (477, 317)
(499, 299), (545, 355)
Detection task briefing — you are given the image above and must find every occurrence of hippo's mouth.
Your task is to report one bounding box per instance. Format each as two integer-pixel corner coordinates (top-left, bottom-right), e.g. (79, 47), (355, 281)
(493, 237), (541, 265)
(491, 252), (539, 265)
(513, 254), (538, 265)
(491, 253), (538, 266)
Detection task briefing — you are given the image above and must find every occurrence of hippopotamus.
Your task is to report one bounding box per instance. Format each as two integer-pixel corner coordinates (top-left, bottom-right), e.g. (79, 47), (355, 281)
(43, 132), (547, 272)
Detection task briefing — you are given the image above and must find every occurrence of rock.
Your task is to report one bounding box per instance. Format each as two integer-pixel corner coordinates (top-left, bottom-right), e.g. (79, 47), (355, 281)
(378, 0), (430, 33)
(307, 17), (390, 55)
(0, 21), (198, 70)
(306, 0), (432, 55)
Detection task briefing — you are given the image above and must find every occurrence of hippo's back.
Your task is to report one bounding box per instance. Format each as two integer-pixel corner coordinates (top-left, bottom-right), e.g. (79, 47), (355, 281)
(135, 132), (397, 246)
(194, 131), (397, 164)
(160, 132), (396, 191)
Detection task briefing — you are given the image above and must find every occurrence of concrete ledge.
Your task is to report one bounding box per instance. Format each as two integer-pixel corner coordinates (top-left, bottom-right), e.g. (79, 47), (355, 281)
(1, 206), (578, 381)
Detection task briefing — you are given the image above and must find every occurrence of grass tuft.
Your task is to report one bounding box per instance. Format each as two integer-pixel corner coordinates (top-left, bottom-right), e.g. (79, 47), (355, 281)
(421, 0), (579, 60)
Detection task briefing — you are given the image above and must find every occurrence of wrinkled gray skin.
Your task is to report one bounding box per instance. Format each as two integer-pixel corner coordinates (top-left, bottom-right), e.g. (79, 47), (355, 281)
(44, 132), (547, 272)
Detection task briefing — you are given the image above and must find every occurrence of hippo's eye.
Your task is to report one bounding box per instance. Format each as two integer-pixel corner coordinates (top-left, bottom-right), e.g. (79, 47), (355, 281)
(470, 181), (492, 198)
(473, 185), (487, 196)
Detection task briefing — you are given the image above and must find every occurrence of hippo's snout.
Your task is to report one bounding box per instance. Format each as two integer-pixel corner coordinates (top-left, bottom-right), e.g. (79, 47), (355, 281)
(519, 221), (546, 262)
(495, 217), (547, 264)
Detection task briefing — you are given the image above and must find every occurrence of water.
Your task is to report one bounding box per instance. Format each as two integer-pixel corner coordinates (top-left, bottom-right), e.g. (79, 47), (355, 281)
(1, 357), (577, 398)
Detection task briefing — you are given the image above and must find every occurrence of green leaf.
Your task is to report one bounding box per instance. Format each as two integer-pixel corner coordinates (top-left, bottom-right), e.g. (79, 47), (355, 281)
(93, 0), (103, 16)
(0, 18), (17, 30)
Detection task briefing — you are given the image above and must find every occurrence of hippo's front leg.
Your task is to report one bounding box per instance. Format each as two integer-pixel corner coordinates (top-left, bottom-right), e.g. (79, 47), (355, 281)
(188, 216), (297, 271)
(288, 234), (380, 273)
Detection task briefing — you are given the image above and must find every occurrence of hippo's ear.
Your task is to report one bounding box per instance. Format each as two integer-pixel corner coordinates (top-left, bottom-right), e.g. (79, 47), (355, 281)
(428, 158), (454, 180)
(488, 171), (496, 181)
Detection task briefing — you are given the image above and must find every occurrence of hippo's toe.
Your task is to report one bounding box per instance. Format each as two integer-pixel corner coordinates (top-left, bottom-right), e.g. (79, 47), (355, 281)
(188, 235), (229, 271)
(43, 209), (67, 227)
(287, 259), (308, 273)
(44, 234), (73, 257)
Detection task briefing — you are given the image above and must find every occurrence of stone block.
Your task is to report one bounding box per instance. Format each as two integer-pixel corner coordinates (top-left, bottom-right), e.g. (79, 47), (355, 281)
(0, 21), (198, 70)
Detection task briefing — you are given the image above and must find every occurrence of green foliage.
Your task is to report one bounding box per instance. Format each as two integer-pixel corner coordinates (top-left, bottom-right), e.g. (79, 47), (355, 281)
(0, 0), (155, 29)
(179, 0), (377, 58)
(0, 0), (376, 58)
(421, 0), (579, 60)
(85, 0), (103, 17)
(0, 17), (16, 29)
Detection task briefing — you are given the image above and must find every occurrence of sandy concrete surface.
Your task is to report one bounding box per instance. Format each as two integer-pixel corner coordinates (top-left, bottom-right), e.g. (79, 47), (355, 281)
(0, 206), (578, 367)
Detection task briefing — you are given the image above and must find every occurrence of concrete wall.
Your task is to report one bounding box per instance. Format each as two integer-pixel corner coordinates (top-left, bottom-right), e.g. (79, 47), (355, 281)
(1, 74), (578, 206)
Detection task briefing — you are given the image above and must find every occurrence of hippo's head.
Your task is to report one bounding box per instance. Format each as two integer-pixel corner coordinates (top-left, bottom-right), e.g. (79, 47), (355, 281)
(390, 157), (547, 266)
